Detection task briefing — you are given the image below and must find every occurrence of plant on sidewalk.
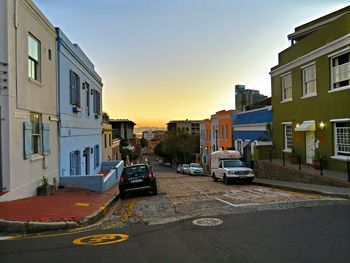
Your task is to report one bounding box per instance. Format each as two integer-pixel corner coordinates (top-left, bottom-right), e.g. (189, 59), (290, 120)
(37, 176), (52, 196)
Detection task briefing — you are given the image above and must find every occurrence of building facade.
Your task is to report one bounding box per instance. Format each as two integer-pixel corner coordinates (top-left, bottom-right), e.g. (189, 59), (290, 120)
(270, 6), (350, 172)
(167, 120), (201, 136)
(235, 84), (268, 111)
(103, 122), (113, 161)
(0, 0), (58, 200)
(110, 119), (136, 140)
(57, 29), (103, 178)
(217, 110), (234, 150)
(199, 119), (211, 170)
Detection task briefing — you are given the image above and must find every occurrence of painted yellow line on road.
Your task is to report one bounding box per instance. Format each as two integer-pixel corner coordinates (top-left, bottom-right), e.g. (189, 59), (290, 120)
(73, 233), (129, 246)
(10, 229), (90, 240)
(75, 202), (90, 207)
(121, 200), (135, 222)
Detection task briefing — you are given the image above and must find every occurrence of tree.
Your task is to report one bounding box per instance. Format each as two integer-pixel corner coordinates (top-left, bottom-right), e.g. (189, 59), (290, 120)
(140, 137), (148, 148)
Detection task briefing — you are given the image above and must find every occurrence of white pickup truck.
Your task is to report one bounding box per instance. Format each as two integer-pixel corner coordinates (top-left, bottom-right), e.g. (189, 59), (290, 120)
(210, 150), (254, 184)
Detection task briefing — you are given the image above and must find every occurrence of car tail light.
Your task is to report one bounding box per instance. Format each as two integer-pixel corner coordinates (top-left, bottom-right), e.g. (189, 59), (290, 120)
(147, 171), (153, 179)
(120, 174), (125, 183)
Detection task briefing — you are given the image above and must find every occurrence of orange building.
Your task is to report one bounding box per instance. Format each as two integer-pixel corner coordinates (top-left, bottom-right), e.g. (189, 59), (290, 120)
(217, 110), (234, 150)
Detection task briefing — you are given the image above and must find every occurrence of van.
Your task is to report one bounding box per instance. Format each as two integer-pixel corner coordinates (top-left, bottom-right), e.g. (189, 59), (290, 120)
(210, 150), (254, 184)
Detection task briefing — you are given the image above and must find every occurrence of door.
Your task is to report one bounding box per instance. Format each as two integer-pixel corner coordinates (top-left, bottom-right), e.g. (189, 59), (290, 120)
(305, 131), (315, 164)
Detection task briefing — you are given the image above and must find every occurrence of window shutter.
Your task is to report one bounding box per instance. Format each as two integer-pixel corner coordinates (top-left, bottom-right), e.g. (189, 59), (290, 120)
(70, 152), (75, 175)
(42, 123), (50, 156)
(77, 151), (81, 175)
(96, 145), (100, 167)
(86, 85), (90, 116)
(77, 75), (81, 107)
(69, 70), (74, 104)
(93, 89), (96, 113)
(23, 122), (33, 159)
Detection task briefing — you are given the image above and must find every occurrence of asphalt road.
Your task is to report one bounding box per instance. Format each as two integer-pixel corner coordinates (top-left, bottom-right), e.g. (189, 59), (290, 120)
(1, 159), (350, 262)
(1, 204), (350, 263)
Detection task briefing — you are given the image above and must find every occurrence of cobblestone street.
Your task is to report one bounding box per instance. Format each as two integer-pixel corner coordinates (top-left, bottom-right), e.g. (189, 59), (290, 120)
(97, 169), (345, 230)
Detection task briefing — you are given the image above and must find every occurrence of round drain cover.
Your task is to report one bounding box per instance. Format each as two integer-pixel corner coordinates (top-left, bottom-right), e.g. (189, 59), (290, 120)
(192, 218), (223, 226)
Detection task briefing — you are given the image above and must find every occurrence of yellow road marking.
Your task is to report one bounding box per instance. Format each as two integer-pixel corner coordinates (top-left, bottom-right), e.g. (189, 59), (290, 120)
(10, 229), (90, 240)
(75, 202), (90, 207)
(121, 200), (135, 222)
(73, 233), (128, 246)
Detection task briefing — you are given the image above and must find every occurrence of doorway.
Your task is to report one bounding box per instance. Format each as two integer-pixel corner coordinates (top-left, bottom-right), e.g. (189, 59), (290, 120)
(305, 131), (315, 164)
(85, 147), (90, 175)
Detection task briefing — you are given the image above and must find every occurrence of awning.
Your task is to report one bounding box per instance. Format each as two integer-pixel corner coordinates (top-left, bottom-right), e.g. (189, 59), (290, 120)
(294, 120), (315, 131)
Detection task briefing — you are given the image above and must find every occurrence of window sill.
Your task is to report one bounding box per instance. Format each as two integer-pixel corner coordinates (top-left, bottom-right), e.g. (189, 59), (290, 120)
(28, 78), (43, 87)
(330, 155), (350, 161)
(30, 155), (44, 162)
(301, 93), (317, 99)
(283, 149), (292, 153)
(280, 98), (293, 104)
(328, 85), (350, 93)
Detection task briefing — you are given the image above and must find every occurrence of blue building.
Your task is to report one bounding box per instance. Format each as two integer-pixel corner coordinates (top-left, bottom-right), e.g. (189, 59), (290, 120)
(233, 106), (272, 160)
(57, 29), (123, 191)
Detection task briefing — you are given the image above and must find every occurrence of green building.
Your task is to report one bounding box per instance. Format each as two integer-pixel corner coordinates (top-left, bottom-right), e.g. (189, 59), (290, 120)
(270, 6), (350, 173)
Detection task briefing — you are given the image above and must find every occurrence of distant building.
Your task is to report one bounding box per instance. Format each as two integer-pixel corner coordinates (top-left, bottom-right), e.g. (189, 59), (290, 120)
(167, 120), (201, 136)
(210, 110), (235, 151)
(235, 84), (268, 111)
(142, 130), (166, 154)
(110, 119), (136, 140)
(199, 119), (211, 170)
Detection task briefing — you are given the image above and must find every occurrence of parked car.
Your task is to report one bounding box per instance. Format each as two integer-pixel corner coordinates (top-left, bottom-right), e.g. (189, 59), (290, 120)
(189, 163), (204, 175)
(165, 162), (172, 167)
(119, 164), (158, 199)
(182, 164), (190, 174)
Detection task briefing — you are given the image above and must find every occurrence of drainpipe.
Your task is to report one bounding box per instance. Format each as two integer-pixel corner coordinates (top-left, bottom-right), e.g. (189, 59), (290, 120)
(56, 29), (61, 182)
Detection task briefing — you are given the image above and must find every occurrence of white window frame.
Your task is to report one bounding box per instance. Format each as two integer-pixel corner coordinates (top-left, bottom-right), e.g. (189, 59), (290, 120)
(28, 34), (41, 81)
(330, 50), (350, 92)
(301, 63), (317, 97)
(30, 112), (41, 155)
(281, 73), (292, 102)
(333, 121), (350, 159)
(284, 124), (292, 152)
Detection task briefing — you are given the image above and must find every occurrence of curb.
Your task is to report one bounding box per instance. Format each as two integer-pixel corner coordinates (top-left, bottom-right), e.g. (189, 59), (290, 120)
(254, 181), (350, 200)
(0, 192), (120, 234)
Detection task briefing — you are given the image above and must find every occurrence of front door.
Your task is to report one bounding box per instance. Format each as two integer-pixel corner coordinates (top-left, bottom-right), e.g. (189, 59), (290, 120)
(305, 131), (315, 164)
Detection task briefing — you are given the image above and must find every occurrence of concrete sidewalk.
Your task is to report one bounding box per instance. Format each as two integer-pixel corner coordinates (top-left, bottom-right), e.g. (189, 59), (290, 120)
(0, 185), (119, 234)
(254, 178), (350, 199)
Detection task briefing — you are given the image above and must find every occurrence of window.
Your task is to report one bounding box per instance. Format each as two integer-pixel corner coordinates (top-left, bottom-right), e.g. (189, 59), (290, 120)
(221, 125), (224, 139)
(281, 74), (292, 101)
(109, 134), (112, 147)
(48, 49), (52, 61)
(334, 122), (350, 157)
(284, 124), (292, 151)
(226, 125), (229, 140)
(28, 35), (40, 81)
(331, 51), (350, 90)
(30, 113), (41, 154)
(93, 90), (101, 115)
(302, 64), (316, 96)
(70, 70), (80, 107)
(70, 150), (81, 175)
(104, 134), (107, 148)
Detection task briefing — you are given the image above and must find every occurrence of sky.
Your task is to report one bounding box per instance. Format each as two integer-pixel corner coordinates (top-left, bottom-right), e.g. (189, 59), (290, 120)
(33, 0), (349, 127)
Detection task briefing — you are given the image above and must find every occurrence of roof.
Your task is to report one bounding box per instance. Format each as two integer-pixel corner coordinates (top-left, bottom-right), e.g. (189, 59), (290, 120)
(109, 119), (136, 126)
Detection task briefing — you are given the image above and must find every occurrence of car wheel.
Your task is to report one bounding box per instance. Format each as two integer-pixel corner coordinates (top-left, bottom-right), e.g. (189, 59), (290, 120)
(120, 191), (126, 199)
(224, 175), (229, 185)
(152, 187), (158, 195)
(212, 173), (218, 182)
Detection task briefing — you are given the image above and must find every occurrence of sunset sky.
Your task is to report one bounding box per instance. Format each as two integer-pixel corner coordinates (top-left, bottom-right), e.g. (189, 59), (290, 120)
(33, 0), (349, 127)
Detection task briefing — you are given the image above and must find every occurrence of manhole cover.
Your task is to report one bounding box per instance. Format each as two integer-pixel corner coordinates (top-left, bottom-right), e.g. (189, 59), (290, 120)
(192, 218), (223, 226)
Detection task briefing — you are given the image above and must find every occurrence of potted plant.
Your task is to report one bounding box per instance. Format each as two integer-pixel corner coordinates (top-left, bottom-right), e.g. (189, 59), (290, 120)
(312, 149), (321, 170)
(37, 176), (52, 196)
(288, 148), (299, 164)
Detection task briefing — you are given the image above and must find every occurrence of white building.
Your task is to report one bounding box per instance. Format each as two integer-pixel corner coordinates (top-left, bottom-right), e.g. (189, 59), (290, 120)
(0, 0), (58, 201)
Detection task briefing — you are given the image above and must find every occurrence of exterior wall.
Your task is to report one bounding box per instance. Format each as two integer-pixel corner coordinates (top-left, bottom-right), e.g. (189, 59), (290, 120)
(57, 29), (103, 177)
(218, 110), (234, 150)
(0, 0), (58, 201)
(103, 122), (113, 160)
(210, 114), (219, 152)
(271, 9), (350, 173)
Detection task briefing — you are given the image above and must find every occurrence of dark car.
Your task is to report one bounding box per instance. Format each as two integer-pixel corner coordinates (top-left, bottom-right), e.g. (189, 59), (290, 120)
(119, 164), (158, 199)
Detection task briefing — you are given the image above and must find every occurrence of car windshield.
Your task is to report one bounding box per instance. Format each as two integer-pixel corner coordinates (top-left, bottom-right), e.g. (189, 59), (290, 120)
(223, 160), (244, 168)
(190, 163), (201, 168)
(124, 165), (148, 176)
(183, 164), (190, 168)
